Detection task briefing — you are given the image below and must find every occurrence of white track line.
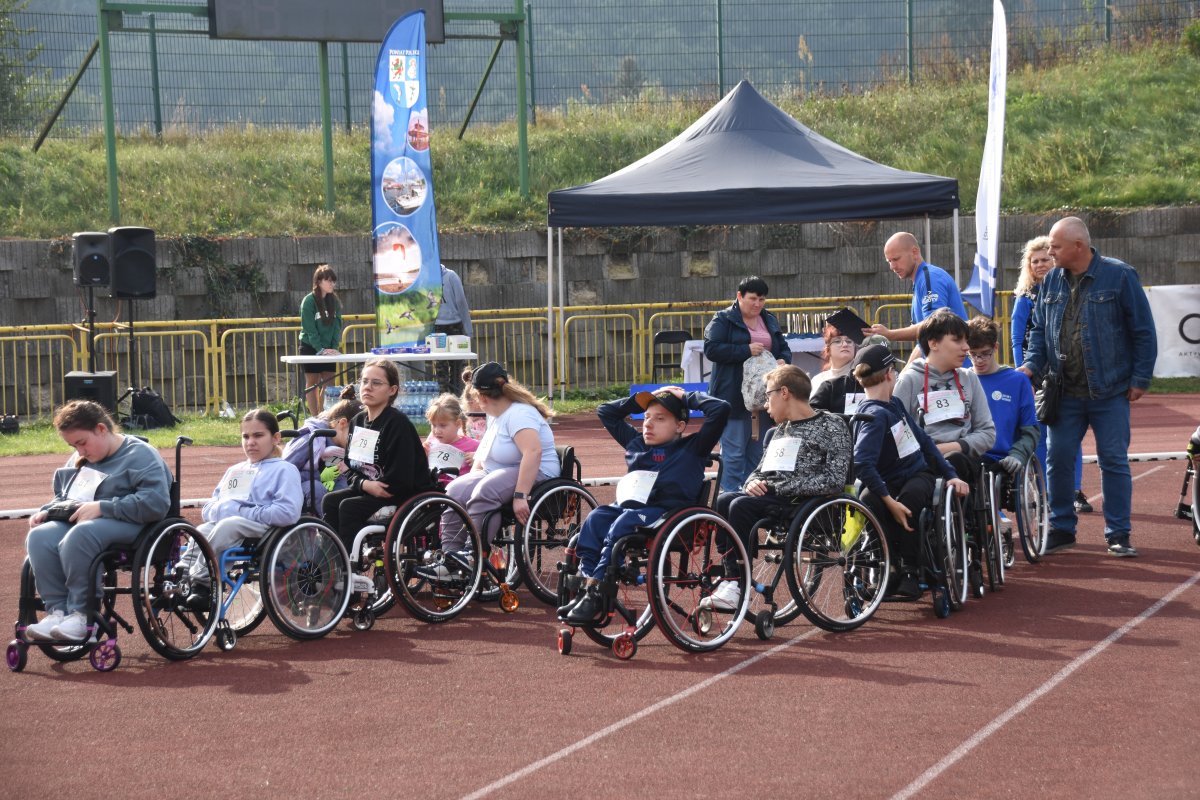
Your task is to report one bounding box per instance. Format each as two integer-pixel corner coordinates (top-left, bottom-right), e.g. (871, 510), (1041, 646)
(459, 627), (823, 800)
(888, 569), (1200, 800)
(1084, 462), (1164, 504)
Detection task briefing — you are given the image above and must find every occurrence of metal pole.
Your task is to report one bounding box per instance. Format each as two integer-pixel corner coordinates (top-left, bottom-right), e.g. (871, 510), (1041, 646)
(558, 226), (565, 401)
(341, 43), (352, 133)
(546, 227), (554, 399)
(906, 0), (914, 86)
(317, 41), (336, 213)
(459, 39), (503, 139)
(98, 0), (120, 224)
(525, 2), (536, 126)
(716, 0), (725, 95)
(33, 39), (98, 152)
(148, 14), (163, 137)
(88, 286), (97, 374)
(514, 0), (530, 198)
(952, 208), (961, 287)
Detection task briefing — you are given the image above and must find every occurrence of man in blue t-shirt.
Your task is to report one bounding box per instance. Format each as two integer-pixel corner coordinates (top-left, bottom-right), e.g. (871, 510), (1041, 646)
(967, 317), (1039, 474)
(866, 232), (968, 353)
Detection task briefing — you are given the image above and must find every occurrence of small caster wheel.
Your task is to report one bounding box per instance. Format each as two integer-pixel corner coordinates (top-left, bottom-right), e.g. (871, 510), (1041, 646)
(353, 609), (376, 631)
(89, 639), (121, 672)
(933, 589), (951, 619)
(754, 610), (775, 641)
(7, 640), (28, 672)
(499, 588), (519, 613)
(557, 628), (573, 655)
(216, 626), (237, 651)
(694, 606), (713, 636)
(612, 632), (637, 661)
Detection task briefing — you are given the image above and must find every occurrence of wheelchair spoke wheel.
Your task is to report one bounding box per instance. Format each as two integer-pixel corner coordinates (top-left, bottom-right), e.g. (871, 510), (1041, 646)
(222, 562), (266, 637)
(580, 538), (656, 650)
(18, 560), (88, 664)
(1016, 457), (1049, 563)
(940, 491), (969, 611)
(520, 483), (597, 605)
(748, 520), (801, 627)
(351, 532), (396, 620)
(385, 495), (482, 623)
(262, 519), (351, 640)
(132, 521), (221, 661)
(648, 510), (749, 653)
(786, 497), (889, 633)
(985, 471), (1005, 588)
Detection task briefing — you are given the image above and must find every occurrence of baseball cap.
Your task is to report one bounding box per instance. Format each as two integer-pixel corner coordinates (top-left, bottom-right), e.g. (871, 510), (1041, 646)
(850, 344), (897, 377)
(470, 361), (508, 391)
(823, 307), (870, 345)
(633, 388), (689, 422)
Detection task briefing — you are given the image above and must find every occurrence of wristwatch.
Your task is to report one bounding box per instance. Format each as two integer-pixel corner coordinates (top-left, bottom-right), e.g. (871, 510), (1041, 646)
(513, 491), (528, 500)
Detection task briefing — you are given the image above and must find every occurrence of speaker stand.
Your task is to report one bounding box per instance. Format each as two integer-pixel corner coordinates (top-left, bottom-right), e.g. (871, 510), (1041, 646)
(86, 285), (98, 374)
(126, 298), (139, 389)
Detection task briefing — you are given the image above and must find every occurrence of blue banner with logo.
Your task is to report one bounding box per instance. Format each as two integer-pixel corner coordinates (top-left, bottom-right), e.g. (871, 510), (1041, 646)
(371, 10), (440, 348)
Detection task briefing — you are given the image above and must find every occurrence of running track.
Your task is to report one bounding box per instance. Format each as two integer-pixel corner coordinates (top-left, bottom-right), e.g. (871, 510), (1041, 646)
(1, 395), (1197, 799)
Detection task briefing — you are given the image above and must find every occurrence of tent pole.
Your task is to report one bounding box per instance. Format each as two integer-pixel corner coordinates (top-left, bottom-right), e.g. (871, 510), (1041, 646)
(924, 214), (931, 258)
(952, 208), (961, 287)
(558, 227), (566, 402)
(547, 227), (554, 401)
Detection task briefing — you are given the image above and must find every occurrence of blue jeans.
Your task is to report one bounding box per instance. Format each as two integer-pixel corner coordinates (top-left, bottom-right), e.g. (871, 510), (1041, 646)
(1036, 423), (1083, 491)
(1046, 394), (1131, 540)
(718, 413), (765, 493)
(576, 504), (665, 580)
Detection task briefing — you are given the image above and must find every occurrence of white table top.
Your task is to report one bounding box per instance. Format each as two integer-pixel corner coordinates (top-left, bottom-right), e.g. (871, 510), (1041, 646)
(281, 351), (478, 365)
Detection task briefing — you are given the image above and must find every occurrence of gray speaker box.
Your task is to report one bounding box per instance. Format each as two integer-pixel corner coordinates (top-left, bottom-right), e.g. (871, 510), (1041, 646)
(72, 231), (111, 287)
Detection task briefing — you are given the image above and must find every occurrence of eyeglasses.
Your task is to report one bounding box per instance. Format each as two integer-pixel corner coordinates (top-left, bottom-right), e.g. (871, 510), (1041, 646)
(359, 378), (389, 388)
(829, 337), (855, 346)
(969, 349), (995, 361)
(765, 387), (784, 397)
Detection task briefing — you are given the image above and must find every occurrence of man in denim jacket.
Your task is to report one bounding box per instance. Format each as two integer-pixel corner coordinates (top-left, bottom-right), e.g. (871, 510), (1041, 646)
(1018, 217), (1157, 557)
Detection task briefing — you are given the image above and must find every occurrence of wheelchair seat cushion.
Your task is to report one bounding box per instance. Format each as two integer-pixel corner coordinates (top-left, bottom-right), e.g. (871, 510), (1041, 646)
(367, 505), (398, 524)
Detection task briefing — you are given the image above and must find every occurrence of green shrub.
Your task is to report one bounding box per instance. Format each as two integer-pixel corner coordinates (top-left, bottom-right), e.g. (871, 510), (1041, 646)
(1185, 20), (1200, 58)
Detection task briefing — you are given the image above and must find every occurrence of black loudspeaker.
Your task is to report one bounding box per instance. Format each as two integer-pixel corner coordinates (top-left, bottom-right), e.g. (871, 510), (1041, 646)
(64, 371), (119, 414)
(72, 231), (111, 287)
(109, 226), (157, 299)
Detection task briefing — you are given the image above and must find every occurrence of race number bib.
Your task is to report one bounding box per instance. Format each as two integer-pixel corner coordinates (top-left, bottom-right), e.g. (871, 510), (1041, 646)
(348, 426), (381, 465)
(891, 420), (920, 459)
(762, 437), (801, 472)
(66, 466), (106, 502)
(616, 470), (659, 506)
(924, 389), (965, 425)
(428, 444), (466, 472)
(222, 465), (258, 500)
(843, 392), (866, 416)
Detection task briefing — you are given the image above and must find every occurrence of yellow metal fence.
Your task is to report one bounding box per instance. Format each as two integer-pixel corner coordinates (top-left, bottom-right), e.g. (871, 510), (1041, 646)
(0, 294), (1016, 419)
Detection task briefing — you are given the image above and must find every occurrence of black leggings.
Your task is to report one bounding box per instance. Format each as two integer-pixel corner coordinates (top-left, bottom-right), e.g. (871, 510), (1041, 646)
(860, 470), (937, 567)
(321, 487), (395, 555)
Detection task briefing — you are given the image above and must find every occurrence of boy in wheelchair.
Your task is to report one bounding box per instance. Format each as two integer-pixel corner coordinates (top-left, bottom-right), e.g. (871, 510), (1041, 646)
(967, 317), (1040, 520)
(558, 386), (729, 624)
(715, 365), (851, 610)
(851, 344), (968, 598)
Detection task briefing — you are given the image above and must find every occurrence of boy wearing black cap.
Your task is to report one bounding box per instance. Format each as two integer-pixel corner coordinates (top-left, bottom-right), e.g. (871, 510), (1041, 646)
(560, 386), (730, 624)
(851, 344), (969, 597)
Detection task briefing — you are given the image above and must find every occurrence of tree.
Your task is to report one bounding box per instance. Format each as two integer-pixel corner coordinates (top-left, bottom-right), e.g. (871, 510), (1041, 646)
(615, 55), (645, 101)
(0, 0), (49, 135)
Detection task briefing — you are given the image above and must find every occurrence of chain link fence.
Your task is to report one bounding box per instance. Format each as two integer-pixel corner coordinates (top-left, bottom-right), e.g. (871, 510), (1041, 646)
(3, 0), (1196, 139)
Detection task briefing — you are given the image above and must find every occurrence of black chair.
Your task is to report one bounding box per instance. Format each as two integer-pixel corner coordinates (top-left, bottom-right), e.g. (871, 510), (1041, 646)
(651, 330), (691, 382)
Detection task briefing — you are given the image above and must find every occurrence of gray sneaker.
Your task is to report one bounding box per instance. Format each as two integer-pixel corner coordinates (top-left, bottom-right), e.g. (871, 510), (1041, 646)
(1106, 537), (1139, 558)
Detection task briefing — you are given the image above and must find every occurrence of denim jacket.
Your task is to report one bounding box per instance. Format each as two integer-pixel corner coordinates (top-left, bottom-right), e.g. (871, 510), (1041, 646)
(1021, 249), (1157, 400)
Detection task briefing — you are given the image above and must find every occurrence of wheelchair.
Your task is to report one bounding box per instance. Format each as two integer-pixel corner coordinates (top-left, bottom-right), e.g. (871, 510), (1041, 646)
(1172, 425), (1199, 547)
(963, 460), (1007, 598)
(1010, 455), (1050, 563)
(554, 455), (752, 660)
(878, 477), (968, 619)
(206, 427), (354, 651)
(8, 437), (222, 673)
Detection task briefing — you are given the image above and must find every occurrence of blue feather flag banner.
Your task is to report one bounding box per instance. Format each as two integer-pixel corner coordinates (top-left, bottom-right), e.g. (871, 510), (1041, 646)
(370, 10), (441, 348)
(963, 0), (1006, 318)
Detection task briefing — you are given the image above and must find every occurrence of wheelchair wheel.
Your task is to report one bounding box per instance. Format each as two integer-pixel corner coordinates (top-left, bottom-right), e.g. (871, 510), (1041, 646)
(132, 520), (221, 660)
(475, 538), (521, 604)
(520, 481), (597, 605)
(575, 535), (657, 652)
(647, 509), (750, 653)
(384, 494), (482, 623)
(223, 567), (266, 637)
(747, 519), (803, 628)
(349, 529), (396, 621)
(261, 518), (351, 640)
(786, 496), (889, 633)
(1016, 456), (1049, 563)
(1192, 460), (1200, 547)
(939, 489), (969, 611)
(16, 560), (87, 664)
(983, 470), (1005, 589)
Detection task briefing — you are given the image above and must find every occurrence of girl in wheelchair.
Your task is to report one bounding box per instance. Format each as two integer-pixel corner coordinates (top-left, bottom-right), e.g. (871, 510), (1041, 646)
(850, 345), (968, 598)
(559, 386), (729, 624)
(424, 393), (479, 486)
(176, 408), (303, 607)
(25, 400), (173, 641)
(282, 385), (362, 513)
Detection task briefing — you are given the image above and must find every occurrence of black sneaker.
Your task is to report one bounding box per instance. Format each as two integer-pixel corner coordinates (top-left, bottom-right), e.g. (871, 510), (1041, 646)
(184, 582), (213, 612)
(1074, 491), (1094, 514)
(1107, 537), (1139, 558)
(1043, 529), (1077, 554)
(894, 573), (922, 599)
(565, 588), (603, 624)
(557, 591), (584, 618)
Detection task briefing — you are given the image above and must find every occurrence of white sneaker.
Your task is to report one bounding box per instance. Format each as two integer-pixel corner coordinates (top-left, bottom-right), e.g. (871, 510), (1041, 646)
(25, 609), (64, 641)
(703, 580), (743, 612)
(51, 611), (94, 642)
(351, 573), (376, 595)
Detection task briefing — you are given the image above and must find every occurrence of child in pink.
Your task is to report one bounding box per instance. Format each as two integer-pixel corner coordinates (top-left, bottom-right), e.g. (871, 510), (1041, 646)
(424, 393), (479, 486)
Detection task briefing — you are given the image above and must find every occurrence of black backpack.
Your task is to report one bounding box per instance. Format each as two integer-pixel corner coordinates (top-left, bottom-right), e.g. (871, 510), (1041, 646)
(130, 387), (180, 429)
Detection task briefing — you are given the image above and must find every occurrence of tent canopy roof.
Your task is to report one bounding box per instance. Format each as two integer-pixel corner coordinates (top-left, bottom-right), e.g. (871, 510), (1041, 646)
(547, 81), (959, 228)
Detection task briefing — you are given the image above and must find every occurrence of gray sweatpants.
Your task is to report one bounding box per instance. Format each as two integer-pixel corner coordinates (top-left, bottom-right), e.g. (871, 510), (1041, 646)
(178, 515), (273, 584)
(26, 518), (144, 614)
(440, 467), (525, 552)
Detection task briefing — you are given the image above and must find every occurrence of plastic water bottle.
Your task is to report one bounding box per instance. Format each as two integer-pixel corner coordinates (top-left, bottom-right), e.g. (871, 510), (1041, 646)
(323, 385), (342, 411)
